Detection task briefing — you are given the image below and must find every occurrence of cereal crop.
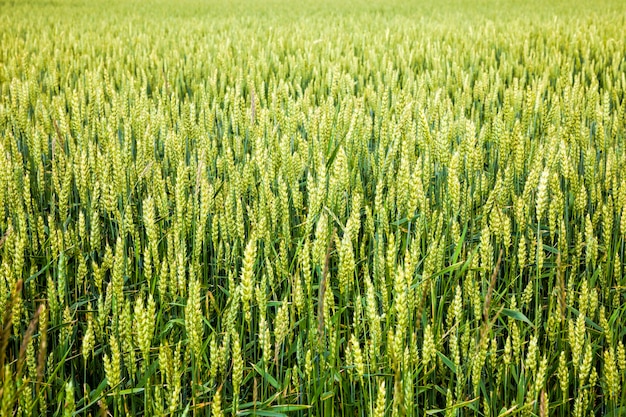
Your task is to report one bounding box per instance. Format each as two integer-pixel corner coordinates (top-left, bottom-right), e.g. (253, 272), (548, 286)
(1, 0), (626, 415)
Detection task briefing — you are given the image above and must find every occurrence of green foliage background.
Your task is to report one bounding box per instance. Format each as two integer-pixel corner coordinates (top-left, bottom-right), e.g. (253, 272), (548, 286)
(1, 0), (626, 416)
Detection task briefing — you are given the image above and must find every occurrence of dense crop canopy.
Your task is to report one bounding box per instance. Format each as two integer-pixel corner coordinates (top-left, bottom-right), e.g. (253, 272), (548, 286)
(1, 0), (626, 415)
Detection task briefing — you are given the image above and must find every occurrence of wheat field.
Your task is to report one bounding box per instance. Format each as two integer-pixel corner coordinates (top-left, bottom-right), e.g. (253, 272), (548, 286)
(1, 0), (626, 416)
